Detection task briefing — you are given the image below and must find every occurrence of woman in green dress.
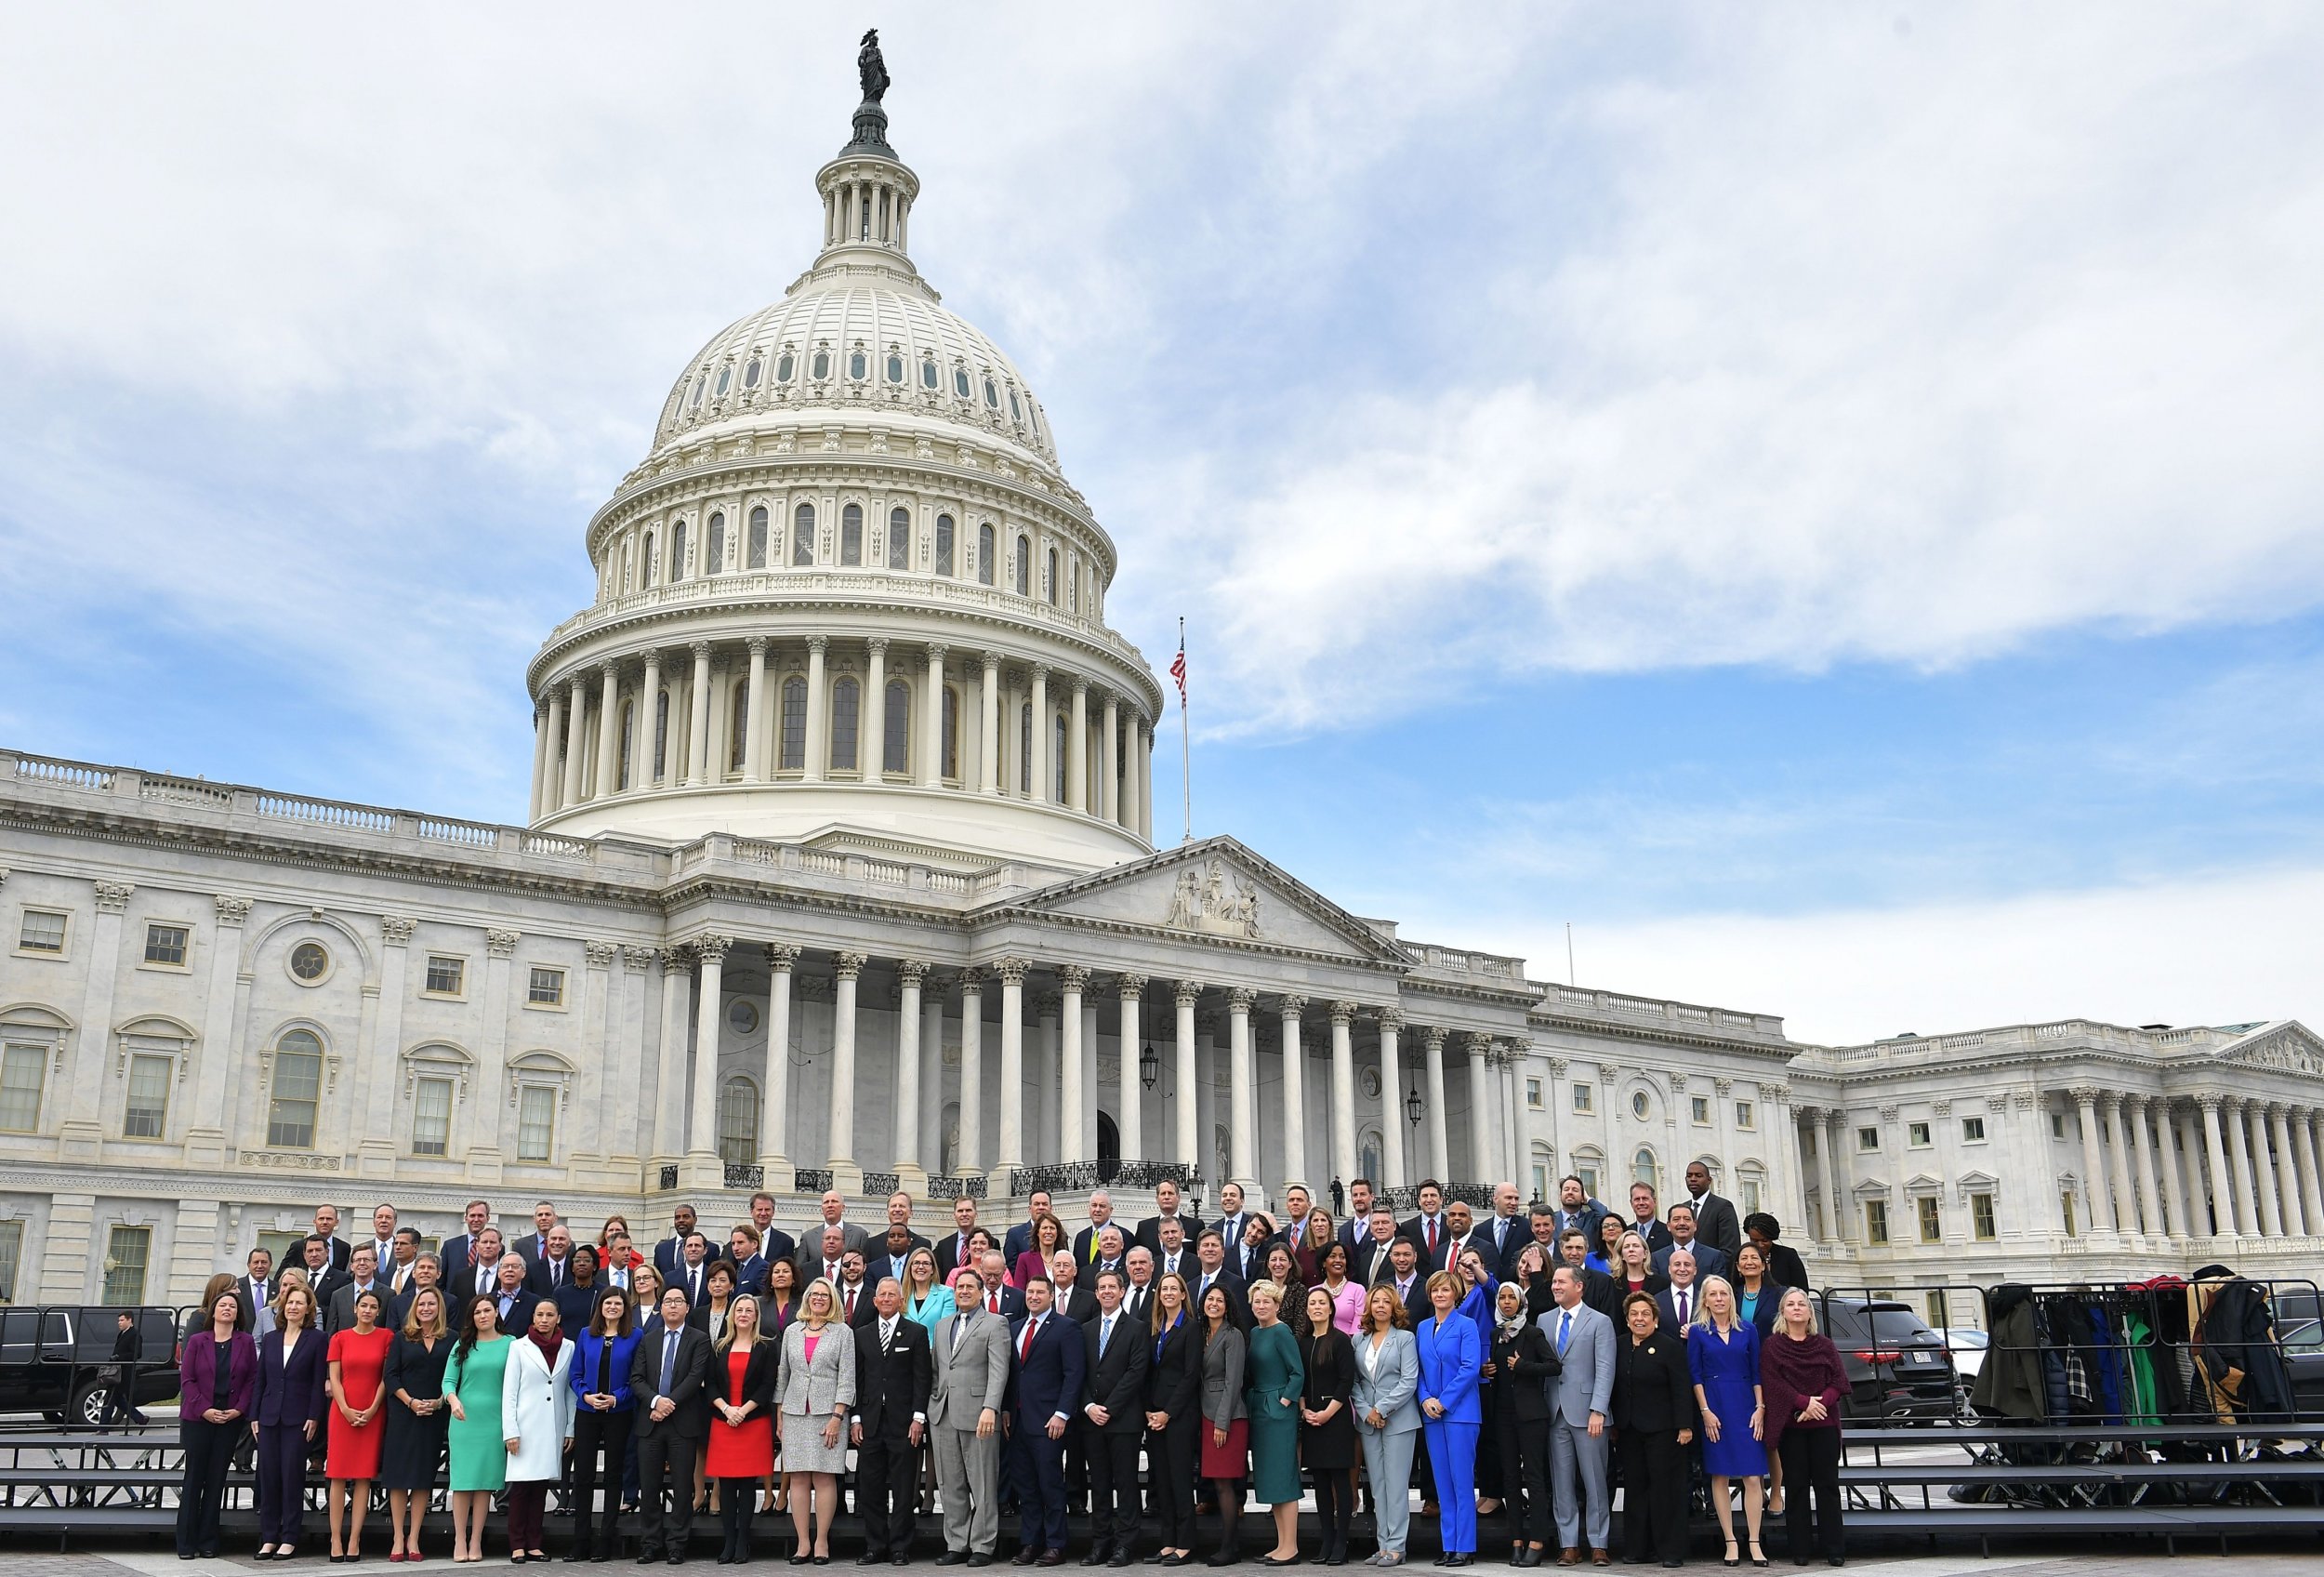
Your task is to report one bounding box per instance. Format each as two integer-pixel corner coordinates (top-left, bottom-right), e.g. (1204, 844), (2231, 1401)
(1242, 1279), (1306, 1567)
(442, 1292), (514, 1563)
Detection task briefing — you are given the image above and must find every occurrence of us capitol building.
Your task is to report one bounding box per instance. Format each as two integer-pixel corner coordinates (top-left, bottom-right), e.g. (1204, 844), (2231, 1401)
(5, 60), (2322, 1318)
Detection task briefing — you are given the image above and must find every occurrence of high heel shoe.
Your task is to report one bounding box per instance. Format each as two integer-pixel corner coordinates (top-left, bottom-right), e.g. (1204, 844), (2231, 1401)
(1723, 1542), (1738, 1569)
(1749, 1545), (1767, 1570)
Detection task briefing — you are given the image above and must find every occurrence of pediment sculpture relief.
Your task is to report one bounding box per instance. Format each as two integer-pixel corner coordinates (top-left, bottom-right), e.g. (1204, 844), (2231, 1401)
(1164, 858), (1262, 939)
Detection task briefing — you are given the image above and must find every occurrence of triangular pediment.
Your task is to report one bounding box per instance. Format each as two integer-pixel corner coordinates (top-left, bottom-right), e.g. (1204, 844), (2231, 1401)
(984, 837), (1410, 966)
(2216, 1020), (2324, 1077)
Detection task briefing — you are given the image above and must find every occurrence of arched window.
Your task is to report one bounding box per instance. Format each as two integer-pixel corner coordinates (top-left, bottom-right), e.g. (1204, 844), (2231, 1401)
(1046, 547), (1059, 605)
(776, 351), (796, 382)
(888, 507), (910, 569)
(743, 356), (761, 390)
(1632, 1146), (1660, 1196)
(977, 523), (996, 586)
(792, 503), (815, 565)
(883, 679), (910, 774)
(267, 1028), (325, 1149)
(840, 504), (864, 565)
(1019, 702), (1032, 793)
(779, 677), (807, 771)
(954, 365), (971, 400)
(619, 539), (632, 591)
(811, 349), (830, 380)
(1013, 536), (1030, 597)
(1053, 713), (1068, 802)
(935, 514), (956, 576)
(886, 351), (905, 384)
(942, 684), (960, 779)
(848, 350), (867, 380)
(706, 511), (725, 575)
(729, 676), (749, 772)
(652, 689), (669, 784)
(1065, 553), (1077, 613)
(717, 1077), (759, 1165)
(830, 675), (860, 772)
(746, 506), (769, 569)
(715, 364), (732, 397)
(642, 532), (658, 587)
(921, 357), (939, 390)
(669, 520), (689, 581)
(984, 377), (999, 409)
(617, 700), (634, 790)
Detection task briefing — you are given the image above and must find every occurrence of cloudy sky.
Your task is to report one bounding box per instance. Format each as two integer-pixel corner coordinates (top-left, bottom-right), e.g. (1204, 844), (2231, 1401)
(3, 4), (2319, 1044)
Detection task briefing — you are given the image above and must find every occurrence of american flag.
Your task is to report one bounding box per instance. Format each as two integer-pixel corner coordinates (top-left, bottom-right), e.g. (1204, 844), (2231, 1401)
(1169, 637), (1186, 703)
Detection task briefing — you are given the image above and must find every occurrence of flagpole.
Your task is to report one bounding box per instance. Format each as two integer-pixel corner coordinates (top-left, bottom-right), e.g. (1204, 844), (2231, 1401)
(1178, 616), (1193, 843)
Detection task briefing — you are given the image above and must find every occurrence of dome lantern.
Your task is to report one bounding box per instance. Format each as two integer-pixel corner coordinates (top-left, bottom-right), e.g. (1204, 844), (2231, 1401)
(808, 28), (926, 297)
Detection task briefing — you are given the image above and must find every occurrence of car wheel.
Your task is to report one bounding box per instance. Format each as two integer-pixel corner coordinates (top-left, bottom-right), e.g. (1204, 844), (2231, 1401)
(68, 1381), (110, 1428)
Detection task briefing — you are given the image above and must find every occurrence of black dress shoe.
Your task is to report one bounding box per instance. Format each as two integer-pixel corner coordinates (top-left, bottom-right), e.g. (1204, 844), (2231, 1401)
(637, 1553), (662, 1565)
(937, 1557), (969, 1569)
(592, 1557), (611, 1566)
(1012, 1555), (1038, 1569)
(1037, 1556), (1066, 1568)
(860, 1557), (886, 1568)
(895, 1559), (911, 1569)
(668, 1557), (687, 1567)
(969, 1558), (995, 1569)
(1109, 1557), (1135, 1570)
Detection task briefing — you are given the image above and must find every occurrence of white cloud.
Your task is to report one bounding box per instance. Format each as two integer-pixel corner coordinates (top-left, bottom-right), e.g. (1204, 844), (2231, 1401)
(1142, 7), (2324, 734)
(1449, 864), (2324, 1048)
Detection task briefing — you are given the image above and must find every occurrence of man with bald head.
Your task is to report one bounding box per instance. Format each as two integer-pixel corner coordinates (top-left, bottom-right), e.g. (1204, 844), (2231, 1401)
(795, 1190), (869, 1268)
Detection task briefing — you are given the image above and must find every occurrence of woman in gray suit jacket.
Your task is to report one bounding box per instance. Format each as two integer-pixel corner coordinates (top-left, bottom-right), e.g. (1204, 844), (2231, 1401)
(1352, 1284), (1423, 1566)
(775, 1279), (858, 1561)
(1196, 1284), (1249, 1567)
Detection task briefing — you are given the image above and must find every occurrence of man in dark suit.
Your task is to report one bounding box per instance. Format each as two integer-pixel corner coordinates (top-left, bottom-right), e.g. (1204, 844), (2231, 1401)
(1336, 1179), (1379, 1259)
(1045, 1253), (1101, 1325)
(630, 1285), (712, 1564)
(488, 1252), (535, 1329)
(237, 1247), (277, 1336)
(1680, 1162), (1744, 1266)
(803, 1226), (853, 1292)
(515, 1199), (561, 1269)
(1209, 1182), (1254, 1261)
(1480, 1182), (1531, 1280)
(852, 1277), (932, 1565)
(1401, 1181), (1454, 1272)
(1654, 1251), (1706, 1335)
(1083, 1225), (1130, 1283)
(1072, 1192), (1123, 1268)
(935, 1196), (984, 1282)
(1351, 1208), (1403, 1286)
(437, 1199), (495, 1291)
(325, 1244), (390, 1335)
(880, 1191), (934, 1255)
(970, 1251), (1027, 1321)
(653, 1204), (701, 1285)
(835, 1253), (880, 1329)
(1438, 1201), (1484, 1273)
(1274, 1185), (1314, 1254)
(1624, 1185), (1675, 1255)
(1649, 1206), (1728, 1281)
(1546, 1177), (1607, 1257)
(668, 1232), (715, 1309)
(726, 1226), (772, 1296)
(1008, 1278), (1088, 1565)
(1148, 1218), (1195, 1286)
(1079, 1269), (1150, 1566)
(364, 1203), (401, 1280)
(1551, 1230), (1622, 1322)
(871, 1224), (928, 1289)
(310, 1205), (351, 1274)
(1134, 1178), (1200, 1259)
(452, 1228), (506, 1303)
(746, 1193), (799, 1277)
(1379, 1237), (1432, 1325)
(524, 1224), (578, 1298)
(1003, 1190), (1055, 1268)
(1188, 1231), (1249, 1330)
(797, 1190), (871, 1267)
(1118, 1249), (1157, 1328)
(299, 1234), (350, 1310)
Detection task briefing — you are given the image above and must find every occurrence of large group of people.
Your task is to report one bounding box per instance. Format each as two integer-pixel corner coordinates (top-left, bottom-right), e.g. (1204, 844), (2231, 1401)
(166, 1176), (1844, 1569)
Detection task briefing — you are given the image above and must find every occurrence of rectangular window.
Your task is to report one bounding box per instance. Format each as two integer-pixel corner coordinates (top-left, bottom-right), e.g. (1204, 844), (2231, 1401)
(1740, 1178), (1762, 1213)
(424, 956), (465, 996)
(0, 1218), (20, 1303)
(1734, 1100), (1755, 1130)
(830, 679), (860, 772)
(1857, 1126), (1881, 1151)
(1961, 1116), (1987, 1142)
(882, 682), (909, 775)
(1572, 1082), (1594, 1114)
(2051, 1112), (2067, 1140)
(1691, 1095), (1710, 1124)
(1525, 1078), (1543, 1109)
(780, 680), (807, 771)
(143, 923), (189, 966)
(412, 1077), (453, 1157)
(516, 1085), (556, 1162)
(1916, 1196), (1942, 1242)
(527, 967), (566, 1007)
(102, 1226), (151, 1305)
(0, 1045), (45, 1133)
(18, 909), (66, 953)
(1576, 1165), (1600, 1201)
(123, 1053), (171, 1139)
(267, 1050), (323, 1148)
(1908, 1120), (1932, 1147)
(1971, 1192), (1997, 1240)
(2060, 1191), (2078, 1237)
(1864, 1199), (1889, 1246)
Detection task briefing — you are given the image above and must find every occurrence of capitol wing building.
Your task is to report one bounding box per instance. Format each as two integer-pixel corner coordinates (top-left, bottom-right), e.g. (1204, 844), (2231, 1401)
(6, 80), (2324, 1318)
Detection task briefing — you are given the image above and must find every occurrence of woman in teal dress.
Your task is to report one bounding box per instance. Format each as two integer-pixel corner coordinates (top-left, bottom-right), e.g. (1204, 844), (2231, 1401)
(442, 1293), (514, 1563)
(1242, 1279), (1306, 1566)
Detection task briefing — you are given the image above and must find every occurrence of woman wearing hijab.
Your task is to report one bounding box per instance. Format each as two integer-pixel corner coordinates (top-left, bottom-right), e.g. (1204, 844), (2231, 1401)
(1486, 1281), (1557, 1567)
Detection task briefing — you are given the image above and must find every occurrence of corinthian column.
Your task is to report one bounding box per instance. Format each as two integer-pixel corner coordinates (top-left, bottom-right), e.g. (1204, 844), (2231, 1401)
(530, 701), (553, 819)
(564, 672), (591, 804)
(684, 643), (713, 788)
(1067, 681), (1089, 812)
(2247, 1101), (2282, 1238)
(2224, 1098), (2261, 1236)
(1174, 981), (1200, 1172)
(682, 934), (732, 1189)
(743, 638), (770, 781)
(2127, 1096), (2162, 1239)
(1029, 665), (1050, 802)
(2301, 1107), (2324, 1241)
(2072, 1088), (2112, 1235)
(957, 971), (985, 1176)
(1279, 997), (1308, 1190)
(1117, 975), (1146, 1161)
(865, 639), (889, 779)
(1422, 1028), (1450, 1183)
(827, 953), (866, 1192)
(894, 961), (926, 1190)
(595, 662), (622, 799)
(759, 945), (797, 1194)
(1378, 1011), (1406, 1189)
(997, 959), (1028, 1182)
(2102, 1093), (2137, 1239)
(1466, 1034), (1494, 1184)
(2268, 1104), (2304, 1238)
(2198, 1094), (2234, 1237)
(638, 652), (663, 787)
(1329, 1002), (1358, 1192)
(978, 651), (1000, 794)
(1101, 694), (1120, 824)
(1228, 987), (1257, 1191)
(803, 636), (829, 783)
(1060, 965), (1089, 1164)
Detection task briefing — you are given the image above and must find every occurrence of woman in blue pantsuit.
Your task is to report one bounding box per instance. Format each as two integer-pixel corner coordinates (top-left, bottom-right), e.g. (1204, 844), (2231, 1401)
(1416, 1271), (1484, 1565)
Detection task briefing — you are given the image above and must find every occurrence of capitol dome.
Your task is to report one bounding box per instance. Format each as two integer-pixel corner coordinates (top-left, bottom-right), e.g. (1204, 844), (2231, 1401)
(522, 77), (1161, 872)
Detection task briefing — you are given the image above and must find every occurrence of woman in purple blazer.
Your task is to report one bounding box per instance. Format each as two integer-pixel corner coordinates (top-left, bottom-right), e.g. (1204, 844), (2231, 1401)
(254, 1281), (332, 1557)
(178, 1286), (259, 1558)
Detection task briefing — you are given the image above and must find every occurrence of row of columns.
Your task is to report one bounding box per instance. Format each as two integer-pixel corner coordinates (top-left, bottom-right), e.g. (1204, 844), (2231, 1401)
(530, 640), (1154, 840)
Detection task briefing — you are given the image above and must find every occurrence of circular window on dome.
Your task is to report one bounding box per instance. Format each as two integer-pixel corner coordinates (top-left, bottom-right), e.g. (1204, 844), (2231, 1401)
(811, 350), (830, 380)
(1631, 1090), (1650, 1120)
(715, 364), (732, 397)
(849, 351), (867, 380)
(743, 357), (761, 389)
(728, 1000), (760, 1036)
(886, 353), (905, 384)
(954, 366), (971, 399)
(288, 941), (331, 985)
(777, 352), (796, 382)
(983, 378), (998, 409)
(921, 357), (939, 390)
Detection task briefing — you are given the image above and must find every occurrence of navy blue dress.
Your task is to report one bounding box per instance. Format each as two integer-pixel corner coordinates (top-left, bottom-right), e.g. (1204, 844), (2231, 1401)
(1686, 1320), (1768, 1478)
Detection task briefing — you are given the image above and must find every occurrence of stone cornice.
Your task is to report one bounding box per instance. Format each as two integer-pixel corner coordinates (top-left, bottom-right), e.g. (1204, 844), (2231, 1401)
(1525, 1009), (1798, 1064)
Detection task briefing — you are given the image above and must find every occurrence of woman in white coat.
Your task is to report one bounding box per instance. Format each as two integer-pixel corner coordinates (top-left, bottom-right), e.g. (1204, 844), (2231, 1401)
(500, 1298), (576, 1563)
(1352, 1283), (1423, 1567)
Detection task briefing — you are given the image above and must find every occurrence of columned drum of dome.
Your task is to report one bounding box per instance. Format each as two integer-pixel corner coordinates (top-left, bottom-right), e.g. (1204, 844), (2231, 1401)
(526, 78), (1161, 871)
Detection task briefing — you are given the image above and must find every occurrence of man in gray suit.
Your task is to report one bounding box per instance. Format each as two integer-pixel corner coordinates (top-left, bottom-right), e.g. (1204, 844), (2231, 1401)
(930, 1266), (1012, 1566)
(1540, 1265), (1616, 1565)
(325, 1244), (390, 1335)
(794, 1190), (871, 1269)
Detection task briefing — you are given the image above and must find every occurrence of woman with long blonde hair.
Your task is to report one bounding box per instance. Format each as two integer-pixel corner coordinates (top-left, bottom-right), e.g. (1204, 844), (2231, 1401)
(775, 1278), (857, 1560)
(708, 1295), (778, 1562)
(382, 1286), (453, 1561)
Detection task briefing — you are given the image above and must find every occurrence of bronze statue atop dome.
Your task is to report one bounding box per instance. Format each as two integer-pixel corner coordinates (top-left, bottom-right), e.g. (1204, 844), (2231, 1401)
(858, 30), (890, 105)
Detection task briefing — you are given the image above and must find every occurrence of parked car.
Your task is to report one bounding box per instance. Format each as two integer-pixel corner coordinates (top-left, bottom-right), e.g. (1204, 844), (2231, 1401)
(1816, 1295), (1959, 1422)
(1936, 1326), (1989, 1381)
(2266, 1284), (2324, 1418)
(0, 1305), (183, 1427)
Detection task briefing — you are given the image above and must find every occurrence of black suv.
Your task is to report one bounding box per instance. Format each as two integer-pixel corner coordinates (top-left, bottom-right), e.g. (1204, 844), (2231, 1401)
(1816, 1295), (1960, 1422)
(0, 1305), (184, 1426)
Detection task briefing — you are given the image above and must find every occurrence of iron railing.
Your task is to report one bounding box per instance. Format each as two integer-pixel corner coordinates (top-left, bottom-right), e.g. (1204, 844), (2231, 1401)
(793, 1168), (836, 1194)
(723, 1162), (764, 1189)
(927, 1173), (988, 1199)
(1010, 1160), (1198, 1197)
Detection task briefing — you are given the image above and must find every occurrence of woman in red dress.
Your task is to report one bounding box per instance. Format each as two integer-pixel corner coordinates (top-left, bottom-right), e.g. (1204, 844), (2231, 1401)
(326, 1287), (394, 1559)
(706, 1295), (778, 1564)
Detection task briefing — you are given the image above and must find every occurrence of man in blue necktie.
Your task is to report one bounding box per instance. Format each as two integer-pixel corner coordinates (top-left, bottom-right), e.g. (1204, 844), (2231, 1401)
(630, 1285), (709, 1565)
(1079, 1269), (1149, 1566)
